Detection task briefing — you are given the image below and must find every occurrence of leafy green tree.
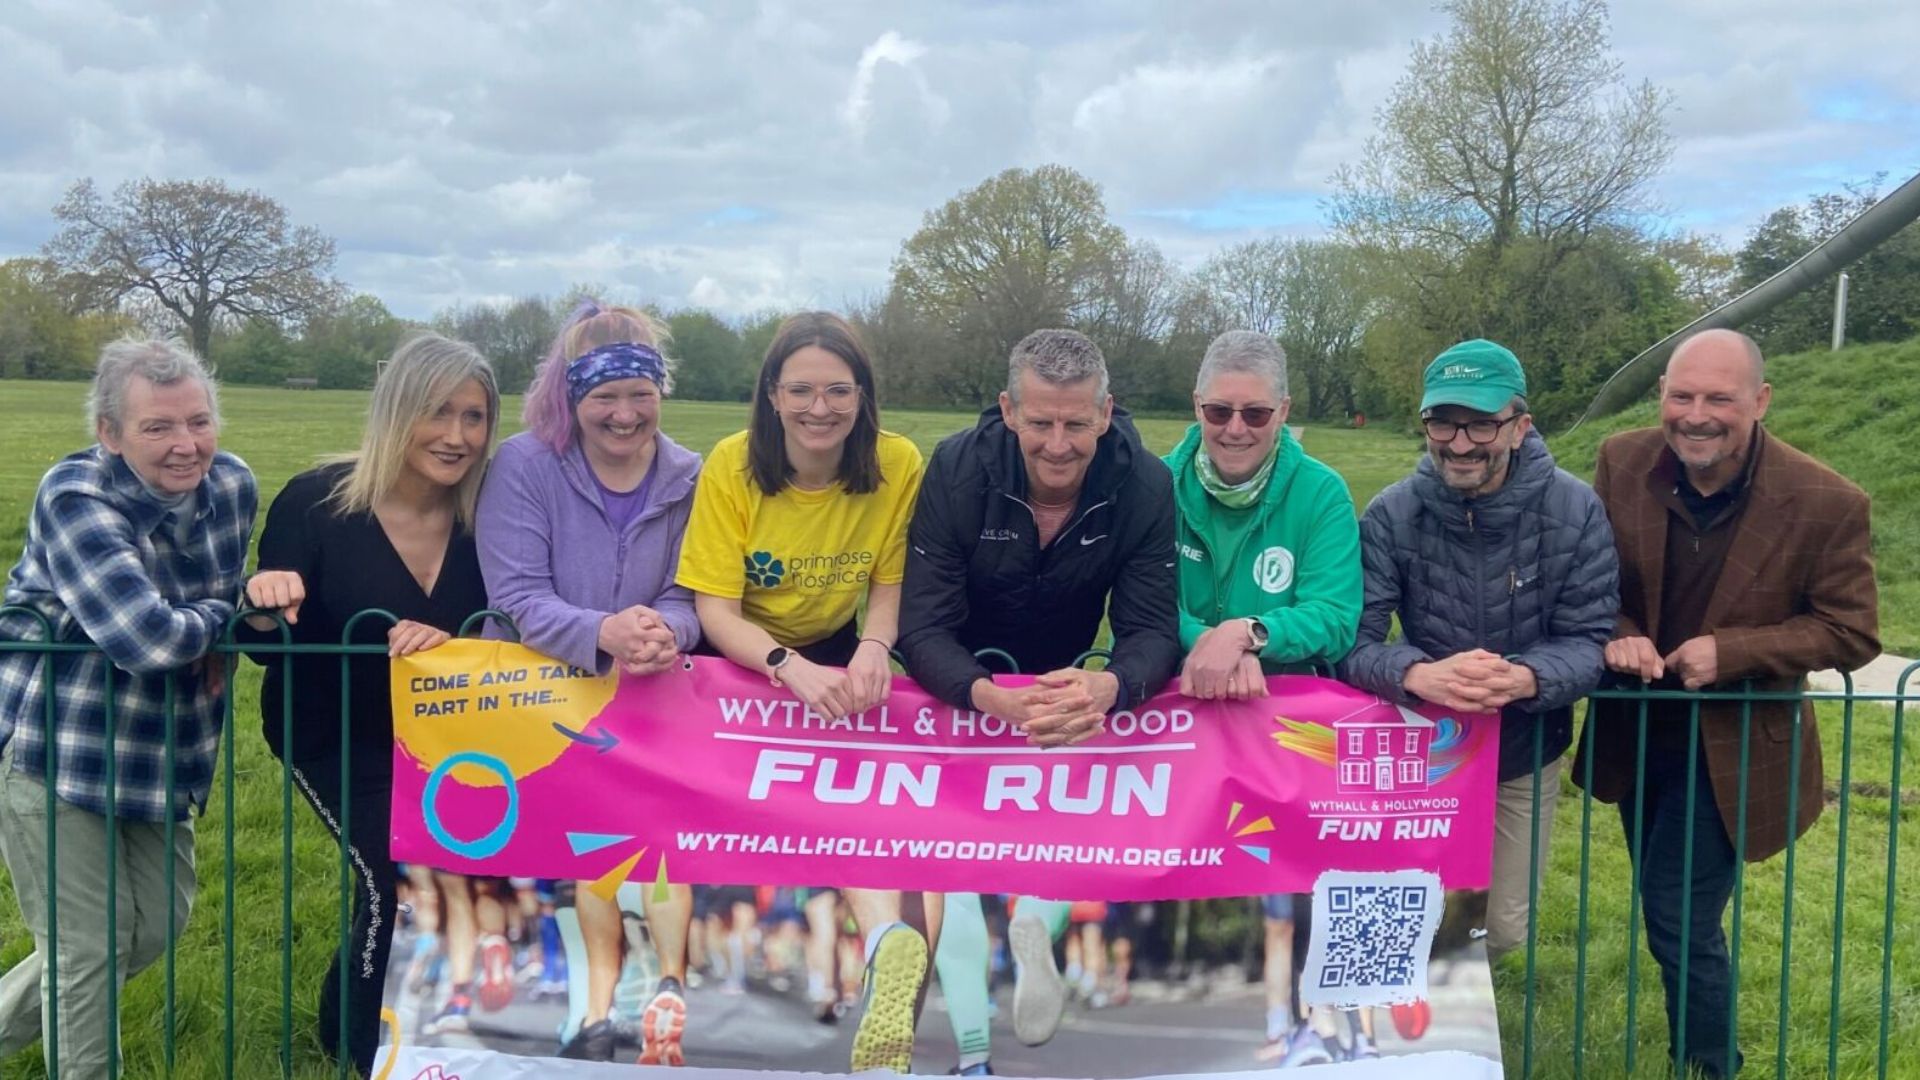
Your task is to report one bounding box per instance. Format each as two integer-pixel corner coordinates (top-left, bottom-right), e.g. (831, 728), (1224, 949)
(211, 318), (299, 386)
(1733, 180), (1920, 354)
(666, 309), (753, 401)
(889, 165), (1128, 405)
(0, 258), (130, 380)
(298, 293), (407, 390)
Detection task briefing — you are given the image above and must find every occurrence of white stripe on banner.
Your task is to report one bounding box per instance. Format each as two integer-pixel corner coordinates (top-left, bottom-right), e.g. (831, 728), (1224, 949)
(376, 1045), (1505, 1080)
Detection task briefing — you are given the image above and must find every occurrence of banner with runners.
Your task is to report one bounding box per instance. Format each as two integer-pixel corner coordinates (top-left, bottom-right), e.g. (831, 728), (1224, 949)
(378, 640), (1505, 1077)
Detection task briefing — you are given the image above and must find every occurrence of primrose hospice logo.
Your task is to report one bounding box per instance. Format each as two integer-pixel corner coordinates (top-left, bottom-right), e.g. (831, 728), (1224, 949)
(744, 551), (786, 588)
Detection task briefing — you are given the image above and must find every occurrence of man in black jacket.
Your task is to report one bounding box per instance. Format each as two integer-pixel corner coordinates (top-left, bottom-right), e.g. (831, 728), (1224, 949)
(899, 328), (1180, 1074)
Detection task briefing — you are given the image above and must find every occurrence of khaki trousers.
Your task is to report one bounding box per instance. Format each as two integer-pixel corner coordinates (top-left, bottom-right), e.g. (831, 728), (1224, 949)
(1484, 754), (1564, 962)
(0, 748), (196, 1076)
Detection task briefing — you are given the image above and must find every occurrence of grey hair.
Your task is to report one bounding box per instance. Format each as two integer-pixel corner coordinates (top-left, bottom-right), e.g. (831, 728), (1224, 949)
(87, 336), (220, 436)
(326, 331), (500, 527)
(1195, 331), (1288, 400)
(1007, 328), (1108, 403)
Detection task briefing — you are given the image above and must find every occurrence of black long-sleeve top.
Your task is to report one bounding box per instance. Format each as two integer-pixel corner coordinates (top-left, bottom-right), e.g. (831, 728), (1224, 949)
(237, 464), (489, 770)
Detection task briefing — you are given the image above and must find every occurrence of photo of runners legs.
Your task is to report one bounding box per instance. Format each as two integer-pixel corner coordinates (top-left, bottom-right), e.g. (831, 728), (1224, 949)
(384, 880), (1500, 1074)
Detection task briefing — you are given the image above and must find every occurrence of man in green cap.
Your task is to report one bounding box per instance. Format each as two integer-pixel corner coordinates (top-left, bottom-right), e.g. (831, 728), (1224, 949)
(1340, 338), (1619, 965)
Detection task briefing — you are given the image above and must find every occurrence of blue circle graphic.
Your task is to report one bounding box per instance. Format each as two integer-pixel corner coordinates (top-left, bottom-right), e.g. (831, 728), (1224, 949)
(421, 751), (520, 859)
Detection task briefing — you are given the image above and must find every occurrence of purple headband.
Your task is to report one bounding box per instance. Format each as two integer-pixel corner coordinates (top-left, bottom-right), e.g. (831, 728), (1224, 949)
(566, 342), (667, 406)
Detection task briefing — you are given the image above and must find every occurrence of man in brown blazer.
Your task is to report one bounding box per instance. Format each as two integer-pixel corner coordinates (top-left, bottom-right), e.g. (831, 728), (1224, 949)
(1577, 328), (1879, 1078)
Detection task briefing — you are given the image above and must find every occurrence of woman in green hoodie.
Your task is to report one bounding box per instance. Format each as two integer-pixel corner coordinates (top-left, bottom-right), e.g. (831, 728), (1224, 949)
(1164, 330), (1370, 1064)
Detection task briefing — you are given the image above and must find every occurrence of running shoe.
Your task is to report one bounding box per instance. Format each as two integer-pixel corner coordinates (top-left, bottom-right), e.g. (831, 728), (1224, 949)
(638, 976), (688, 1066)
(557, 1018), (616, 1062)
(1278, 1023), (1334, 1066)
(850, 924), (927, 1073)
(424, 991), (472, 1035)
(949, 1063), (994, 1076)
(1008, 913), (1066, 1047)
(478, 934), (514, 1011)
(1349, 1030), (1381, 1060)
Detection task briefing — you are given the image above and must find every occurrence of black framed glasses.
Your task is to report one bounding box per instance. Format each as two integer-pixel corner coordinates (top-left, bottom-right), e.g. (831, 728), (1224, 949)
(1421, 414), (1522, 444)
(1199, 403), (1278, 429)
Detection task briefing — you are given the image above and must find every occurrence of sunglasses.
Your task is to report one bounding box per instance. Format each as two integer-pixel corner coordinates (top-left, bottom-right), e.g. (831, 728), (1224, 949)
(1199, 403), (1277, 429)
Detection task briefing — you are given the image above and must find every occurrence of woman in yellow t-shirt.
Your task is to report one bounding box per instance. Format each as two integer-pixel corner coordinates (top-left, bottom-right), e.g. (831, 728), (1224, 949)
(677, 311), (938, 1074)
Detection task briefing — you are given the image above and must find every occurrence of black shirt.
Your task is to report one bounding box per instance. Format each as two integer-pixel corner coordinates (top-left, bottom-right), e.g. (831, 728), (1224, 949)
(237, 464), (489, 769)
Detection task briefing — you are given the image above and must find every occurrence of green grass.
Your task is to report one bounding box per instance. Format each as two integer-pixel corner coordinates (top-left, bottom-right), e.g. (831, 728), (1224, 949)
(0, 378), (1913, 1077)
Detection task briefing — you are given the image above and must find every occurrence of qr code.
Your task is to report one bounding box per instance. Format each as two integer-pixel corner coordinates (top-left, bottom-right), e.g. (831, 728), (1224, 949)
(1301, 870), (1443, 1008)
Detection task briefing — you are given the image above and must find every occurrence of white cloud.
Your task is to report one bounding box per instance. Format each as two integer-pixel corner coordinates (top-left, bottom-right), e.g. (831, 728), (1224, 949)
(0, 0), (1913, 317)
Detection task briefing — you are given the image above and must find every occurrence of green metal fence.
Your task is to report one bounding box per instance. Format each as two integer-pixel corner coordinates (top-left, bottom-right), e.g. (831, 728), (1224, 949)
(0, 605), (1914, 1078)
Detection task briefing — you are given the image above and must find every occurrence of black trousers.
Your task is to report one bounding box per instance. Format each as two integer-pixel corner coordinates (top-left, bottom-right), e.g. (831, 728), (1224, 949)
(1620, 747), (1743, 1078)
(292, 752), (398, 1077)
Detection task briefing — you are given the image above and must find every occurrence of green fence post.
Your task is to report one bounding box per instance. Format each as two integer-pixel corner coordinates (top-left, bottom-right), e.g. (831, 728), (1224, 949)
(1875, 664), (1915, 1078)
(163, 675), (177, 1075)
(1826, 678), (1856, 1079)
(1521, 720), (1545, 1079)
(1573, 703), (1597, 1080)
(1626, 701), (1650, 1074)
(1727, 697), (1752, 1075)
(103, 663), (118, 1080)
(1775, 702), (1806, 1077)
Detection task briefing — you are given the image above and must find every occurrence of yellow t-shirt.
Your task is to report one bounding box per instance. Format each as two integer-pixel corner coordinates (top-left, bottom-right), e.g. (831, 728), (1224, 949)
(677, 430), (925, 647)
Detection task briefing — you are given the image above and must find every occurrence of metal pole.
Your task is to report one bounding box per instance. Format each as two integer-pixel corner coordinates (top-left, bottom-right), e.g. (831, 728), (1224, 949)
(1832, 271), (1850, 350)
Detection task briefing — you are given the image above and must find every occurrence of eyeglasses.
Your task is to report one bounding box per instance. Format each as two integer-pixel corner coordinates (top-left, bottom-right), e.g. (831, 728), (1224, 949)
(774, 381), (861, 414)
(1421, 414), (1522, 445)
(1199, 403), (1277, 429)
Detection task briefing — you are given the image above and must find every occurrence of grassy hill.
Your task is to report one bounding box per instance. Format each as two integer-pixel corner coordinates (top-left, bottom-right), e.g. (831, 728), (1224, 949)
(1545, 336), (1920, 655)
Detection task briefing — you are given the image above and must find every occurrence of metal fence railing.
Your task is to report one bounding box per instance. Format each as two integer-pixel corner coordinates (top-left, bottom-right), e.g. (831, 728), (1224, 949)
(0, 605), (1914, 1078)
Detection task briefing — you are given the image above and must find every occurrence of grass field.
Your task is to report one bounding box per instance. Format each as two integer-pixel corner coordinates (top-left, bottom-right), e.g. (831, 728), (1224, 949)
(0, 377), (1913, 1078)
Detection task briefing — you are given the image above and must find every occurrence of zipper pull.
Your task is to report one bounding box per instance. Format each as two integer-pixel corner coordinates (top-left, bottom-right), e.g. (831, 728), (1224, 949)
(1508, 568), (1517, 595)
(1466, 509), (1475, 531)
(1692, 534), (1700, 554)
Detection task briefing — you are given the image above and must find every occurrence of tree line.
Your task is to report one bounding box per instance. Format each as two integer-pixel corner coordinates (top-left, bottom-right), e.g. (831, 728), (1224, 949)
(4, 0), (1915, 426)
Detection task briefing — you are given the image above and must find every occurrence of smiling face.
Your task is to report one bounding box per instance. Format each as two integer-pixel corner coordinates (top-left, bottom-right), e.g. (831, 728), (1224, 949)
(772, 345), (859, 461)
(1000, 372), (1112, 502)
(97, 376), (218, 495)
(402, 377), (492, 490)
(1195, 371), (1288, 485)
(1660, 335), (1770, 486)
(574, 376), (662, 467)
(1424, 403), (1530, 497)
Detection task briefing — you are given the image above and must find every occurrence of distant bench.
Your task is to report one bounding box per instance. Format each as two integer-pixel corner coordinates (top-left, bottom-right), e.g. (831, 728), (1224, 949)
(284, 377), (318, 390)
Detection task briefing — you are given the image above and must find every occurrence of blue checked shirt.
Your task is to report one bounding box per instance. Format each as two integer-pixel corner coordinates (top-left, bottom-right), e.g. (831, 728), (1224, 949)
(0, 447), (257, 821)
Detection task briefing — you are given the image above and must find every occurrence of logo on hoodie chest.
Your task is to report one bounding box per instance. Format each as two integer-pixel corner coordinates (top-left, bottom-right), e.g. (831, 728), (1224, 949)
(1253, 547), (1296, 594)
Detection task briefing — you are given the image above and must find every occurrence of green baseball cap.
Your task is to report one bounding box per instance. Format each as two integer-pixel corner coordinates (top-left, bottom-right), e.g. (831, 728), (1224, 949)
(1420, 339), (1527, 414)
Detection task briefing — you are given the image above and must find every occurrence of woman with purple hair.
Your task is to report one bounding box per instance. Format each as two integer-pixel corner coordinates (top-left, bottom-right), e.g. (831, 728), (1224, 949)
(475, 301), (700, 1065)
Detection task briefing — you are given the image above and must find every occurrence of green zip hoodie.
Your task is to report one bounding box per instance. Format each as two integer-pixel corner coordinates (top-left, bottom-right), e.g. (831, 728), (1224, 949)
(1164, 424), (1363, 671)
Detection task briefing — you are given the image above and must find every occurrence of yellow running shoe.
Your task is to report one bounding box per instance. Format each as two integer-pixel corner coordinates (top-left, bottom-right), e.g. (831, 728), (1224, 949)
(851, 924), (928, 1073)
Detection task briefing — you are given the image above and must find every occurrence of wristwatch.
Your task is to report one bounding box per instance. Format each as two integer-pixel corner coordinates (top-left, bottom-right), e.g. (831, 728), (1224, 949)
(766, 646), (794, 687)
(1242, 617), (1270, 652)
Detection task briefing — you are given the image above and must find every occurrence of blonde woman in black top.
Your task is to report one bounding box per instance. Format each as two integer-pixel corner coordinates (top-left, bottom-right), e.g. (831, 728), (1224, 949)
(239, 332), (499, 1074)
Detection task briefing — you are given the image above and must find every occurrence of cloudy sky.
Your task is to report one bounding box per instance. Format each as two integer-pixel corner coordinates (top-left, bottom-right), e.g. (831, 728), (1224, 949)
(2, 0), (1916, 321)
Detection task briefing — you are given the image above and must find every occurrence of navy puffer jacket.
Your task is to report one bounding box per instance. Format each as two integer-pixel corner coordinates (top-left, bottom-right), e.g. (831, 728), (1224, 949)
(1339, 430), (1619, 782)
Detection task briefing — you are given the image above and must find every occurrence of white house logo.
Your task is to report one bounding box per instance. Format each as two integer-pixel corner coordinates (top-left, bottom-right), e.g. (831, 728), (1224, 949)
(1334, 705), (1435, 794)
(1252, 546), (1295, 594)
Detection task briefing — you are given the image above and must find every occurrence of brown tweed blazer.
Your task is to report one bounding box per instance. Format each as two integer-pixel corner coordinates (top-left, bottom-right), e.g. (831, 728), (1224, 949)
(1572, 425), (1879, 862)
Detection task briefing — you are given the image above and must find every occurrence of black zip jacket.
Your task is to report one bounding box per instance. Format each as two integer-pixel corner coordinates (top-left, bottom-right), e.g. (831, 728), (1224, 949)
(898, 405), (1181, 711)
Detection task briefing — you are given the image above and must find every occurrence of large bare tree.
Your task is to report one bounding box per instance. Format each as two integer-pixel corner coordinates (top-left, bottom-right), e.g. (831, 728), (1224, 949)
(45, 177), (343, 358)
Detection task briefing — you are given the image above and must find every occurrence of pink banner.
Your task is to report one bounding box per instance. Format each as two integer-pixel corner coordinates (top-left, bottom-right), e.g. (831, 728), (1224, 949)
(389, 643), (1498, 898)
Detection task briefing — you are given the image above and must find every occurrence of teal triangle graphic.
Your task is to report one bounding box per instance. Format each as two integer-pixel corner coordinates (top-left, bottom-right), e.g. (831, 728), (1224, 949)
(1238, 845), (1272, 864)
(567, 832), (634, 856)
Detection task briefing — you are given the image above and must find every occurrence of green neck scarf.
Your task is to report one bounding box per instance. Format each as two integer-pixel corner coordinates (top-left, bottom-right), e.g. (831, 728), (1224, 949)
(1194, 437), (1280, 510)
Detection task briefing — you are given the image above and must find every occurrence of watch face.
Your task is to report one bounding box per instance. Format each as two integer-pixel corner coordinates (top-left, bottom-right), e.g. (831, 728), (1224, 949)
(766, 646), (791, 668)
(1246, 619), (1269, 647)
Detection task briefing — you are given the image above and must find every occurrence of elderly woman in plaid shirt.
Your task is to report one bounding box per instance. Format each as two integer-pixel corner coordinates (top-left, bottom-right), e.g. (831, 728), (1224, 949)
(0, 337), (257, 1076)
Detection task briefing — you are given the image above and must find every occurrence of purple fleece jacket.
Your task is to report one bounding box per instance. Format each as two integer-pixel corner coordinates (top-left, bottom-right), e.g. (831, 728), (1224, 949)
(476, 430), (703, 673)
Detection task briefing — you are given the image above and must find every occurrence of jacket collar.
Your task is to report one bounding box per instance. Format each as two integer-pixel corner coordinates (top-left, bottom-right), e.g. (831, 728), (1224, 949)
(970, 404), (1146, 506)
(1410, 427), (1556, 528)
(558, 431), (701, 529)
(100, 447), (213, 533)
(1167, 422), (1304, 518)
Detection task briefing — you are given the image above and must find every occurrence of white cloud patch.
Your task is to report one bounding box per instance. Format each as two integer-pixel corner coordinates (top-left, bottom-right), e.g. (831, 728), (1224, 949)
(0, 0), (1913, 317)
